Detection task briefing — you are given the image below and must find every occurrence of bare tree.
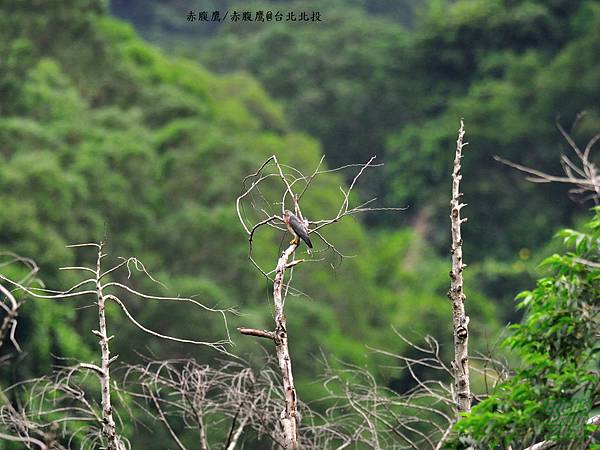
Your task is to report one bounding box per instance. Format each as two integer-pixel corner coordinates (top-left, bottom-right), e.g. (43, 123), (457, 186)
(449, 119), (472, 413)
(0, 253), (58, 449)
(119, 334), (513, 450)
(0, 252), (40, 352)
(311, 331), (510, 450)
(495, 121), (600, 204)
(298, 121), (514, 449)
(495, 122), (600, 450)
(0, 243), (234, 449)
(236, 154), (405, 448)
(0, 369), (117, 449)
(123, 358), (280, 449)
(122, 357), (359, 450)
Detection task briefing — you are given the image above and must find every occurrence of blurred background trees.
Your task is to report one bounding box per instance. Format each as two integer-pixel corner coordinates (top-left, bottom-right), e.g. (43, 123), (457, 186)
(1, 0), (599, 447)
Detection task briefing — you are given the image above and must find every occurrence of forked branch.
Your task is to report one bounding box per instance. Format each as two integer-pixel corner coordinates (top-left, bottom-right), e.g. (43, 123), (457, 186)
(236, 154), (405, 448)
(495, 122), (600, 204)
(0, 243), (234, 448)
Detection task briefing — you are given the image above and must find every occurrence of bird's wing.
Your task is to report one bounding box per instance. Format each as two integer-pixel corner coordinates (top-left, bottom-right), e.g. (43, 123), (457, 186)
(290, 214), (312, 248)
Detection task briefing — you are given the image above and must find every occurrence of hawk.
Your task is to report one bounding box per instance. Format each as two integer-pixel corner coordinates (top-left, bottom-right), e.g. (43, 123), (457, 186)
(283, 210), (313, 249)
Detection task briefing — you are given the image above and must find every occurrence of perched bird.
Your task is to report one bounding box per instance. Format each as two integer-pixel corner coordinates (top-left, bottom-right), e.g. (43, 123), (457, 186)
(283, 210), (313, 249)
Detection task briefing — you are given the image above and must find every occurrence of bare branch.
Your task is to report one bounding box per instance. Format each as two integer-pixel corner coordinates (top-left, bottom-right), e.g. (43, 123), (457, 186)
(0, 243), (234, 448)
(108, 295), (231, 352)
(522, 440), (558, 450)
(235, 154), (405, 448)
(495, 122), (600, 204)
(0, 252), (41, 352)
(0, 431), (49, 449)
(237, 154), (405, 285)
(237, 327), (275, 340)
(148, 389), (188, 450)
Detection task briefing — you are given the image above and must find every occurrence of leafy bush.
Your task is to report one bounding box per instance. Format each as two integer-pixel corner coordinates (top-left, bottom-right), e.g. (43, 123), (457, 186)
(448, 207), (600, 449)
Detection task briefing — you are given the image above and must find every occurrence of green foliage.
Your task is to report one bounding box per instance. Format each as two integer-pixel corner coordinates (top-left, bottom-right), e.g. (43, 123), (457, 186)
(447, 208), (600, 449)
(386, 0), (600, 260)
(0, 5), (504, 446)
(201, 5), (411, 171)
(109, 0), (420, 53)
(6, 0), (590, 446)
(191, 0), (600, 265)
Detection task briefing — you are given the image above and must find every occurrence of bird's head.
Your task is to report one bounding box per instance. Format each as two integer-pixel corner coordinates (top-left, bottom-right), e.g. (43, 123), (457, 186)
(283, 210), (294, 223)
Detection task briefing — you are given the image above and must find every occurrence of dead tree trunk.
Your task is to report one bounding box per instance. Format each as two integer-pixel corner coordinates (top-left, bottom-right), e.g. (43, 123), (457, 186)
(449, 119), (472, 413)
(272, 243), (299, 449)
(240, 243), (300, 449)
(237, 155), (405, 448)
(93, 244), (123, 450)
(0, 245), (232, 448)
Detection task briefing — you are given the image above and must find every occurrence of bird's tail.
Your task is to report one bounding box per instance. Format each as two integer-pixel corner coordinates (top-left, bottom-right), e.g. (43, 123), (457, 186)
(304, 236), (313, 249)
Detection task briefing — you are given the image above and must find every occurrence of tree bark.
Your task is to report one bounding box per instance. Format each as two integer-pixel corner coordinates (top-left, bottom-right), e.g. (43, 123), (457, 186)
(94, 245), (124, 450)
(449, 120), (472, 413)
(273, 243), (299, 449)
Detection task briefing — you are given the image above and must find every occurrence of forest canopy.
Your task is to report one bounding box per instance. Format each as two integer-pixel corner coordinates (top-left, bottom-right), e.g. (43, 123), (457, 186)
(0, 0), (598, 448)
